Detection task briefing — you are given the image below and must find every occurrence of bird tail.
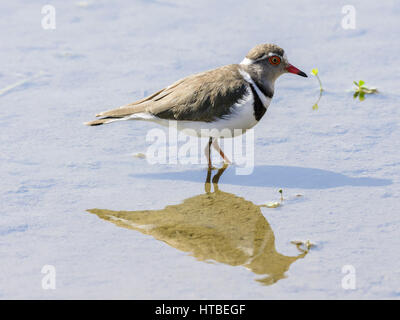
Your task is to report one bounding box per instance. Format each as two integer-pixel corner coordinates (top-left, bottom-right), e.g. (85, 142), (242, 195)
(84, 117), (123, 126)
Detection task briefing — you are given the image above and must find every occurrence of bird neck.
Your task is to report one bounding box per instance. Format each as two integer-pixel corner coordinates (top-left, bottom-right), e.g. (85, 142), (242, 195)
(239, 64), (275, 99)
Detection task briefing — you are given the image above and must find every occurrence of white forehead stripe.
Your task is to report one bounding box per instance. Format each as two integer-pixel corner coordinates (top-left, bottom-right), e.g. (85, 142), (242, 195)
(240, 52), (285, 65)
(238, 69), (271, 107)
(240, 57), (254, 65)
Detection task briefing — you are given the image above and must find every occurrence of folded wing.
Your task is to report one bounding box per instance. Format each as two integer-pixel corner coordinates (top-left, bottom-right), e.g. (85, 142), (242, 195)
(85, 64), (248, 126)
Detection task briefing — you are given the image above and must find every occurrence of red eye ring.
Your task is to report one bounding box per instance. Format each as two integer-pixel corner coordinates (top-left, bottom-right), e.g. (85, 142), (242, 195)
(269, 56), (281, 65)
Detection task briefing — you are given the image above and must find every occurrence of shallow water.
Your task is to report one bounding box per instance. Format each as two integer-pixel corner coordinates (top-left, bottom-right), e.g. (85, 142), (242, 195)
(88, 167), (309, 287)
(1, 0), (400, 299)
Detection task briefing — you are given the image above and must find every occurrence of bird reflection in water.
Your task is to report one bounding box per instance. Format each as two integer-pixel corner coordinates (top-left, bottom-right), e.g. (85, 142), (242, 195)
(87, 165), (309, 285)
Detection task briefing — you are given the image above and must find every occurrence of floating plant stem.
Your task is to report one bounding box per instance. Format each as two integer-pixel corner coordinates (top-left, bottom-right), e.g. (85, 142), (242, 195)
(263, 189), (284, 208)
(279, 188), (283, 202)
(311, 68), (323, 92)
(310, 68), (323, 110)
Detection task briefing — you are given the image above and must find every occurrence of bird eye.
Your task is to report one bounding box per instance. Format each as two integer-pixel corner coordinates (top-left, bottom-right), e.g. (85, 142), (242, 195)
(269, 56), (281, 65)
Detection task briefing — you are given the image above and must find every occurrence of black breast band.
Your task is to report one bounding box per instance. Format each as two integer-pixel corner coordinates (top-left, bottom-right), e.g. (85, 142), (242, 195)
(249, 84), (267, 121)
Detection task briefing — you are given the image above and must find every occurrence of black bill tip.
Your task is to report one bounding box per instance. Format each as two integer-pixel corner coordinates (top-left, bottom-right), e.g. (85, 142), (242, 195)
(298, 70), (308, 78)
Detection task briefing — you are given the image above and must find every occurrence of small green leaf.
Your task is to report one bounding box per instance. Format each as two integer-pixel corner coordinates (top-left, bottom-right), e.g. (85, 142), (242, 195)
(359, 91), (365, 101)
(312, 103), (319, 110)
(359, 80), (365, 86)
(353, 91), (359, 99)
(353, 81), (359, 87)
(311, 68), (318, 76)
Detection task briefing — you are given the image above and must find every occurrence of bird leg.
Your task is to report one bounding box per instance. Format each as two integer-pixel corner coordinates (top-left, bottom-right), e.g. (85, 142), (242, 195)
(204, 137), (213, 169)
(204, 165), (213, 193)
(204, 162), (229, 193)
(212, 138), (231, 165)
(212, 163), (229, 191)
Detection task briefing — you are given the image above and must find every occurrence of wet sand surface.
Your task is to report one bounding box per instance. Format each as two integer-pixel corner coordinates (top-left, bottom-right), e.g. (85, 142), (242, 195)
(1, 0), (400, 299)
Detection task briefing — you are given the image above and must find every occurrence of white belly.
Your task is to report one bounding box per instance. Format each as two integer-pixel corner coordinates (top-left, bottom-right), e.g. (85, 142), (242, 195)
(175, 93), (259, 138)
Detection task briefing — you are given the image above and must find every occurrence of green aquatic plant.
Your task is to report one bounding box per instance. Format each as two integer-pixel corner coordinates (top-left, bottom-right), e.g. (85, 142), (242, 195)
(310, 68), (323, 110)
(265, 201), (280, 208)
(133, 152), (146, 159)
(264, 189), (284, 208)
(353, 80), (378, 101)
(291, 240), (315, 253)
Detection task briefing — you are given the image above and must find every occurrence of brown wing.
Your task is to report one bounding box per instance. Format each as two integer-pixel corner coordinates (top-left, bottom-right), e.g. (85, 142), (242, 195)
(88, 64), (248, 124)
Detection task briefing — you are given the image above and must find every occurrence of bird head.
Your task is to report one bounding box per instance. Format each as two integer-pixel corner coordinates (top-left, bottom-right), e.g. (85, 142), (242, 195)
(241, 43), (307, 82)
